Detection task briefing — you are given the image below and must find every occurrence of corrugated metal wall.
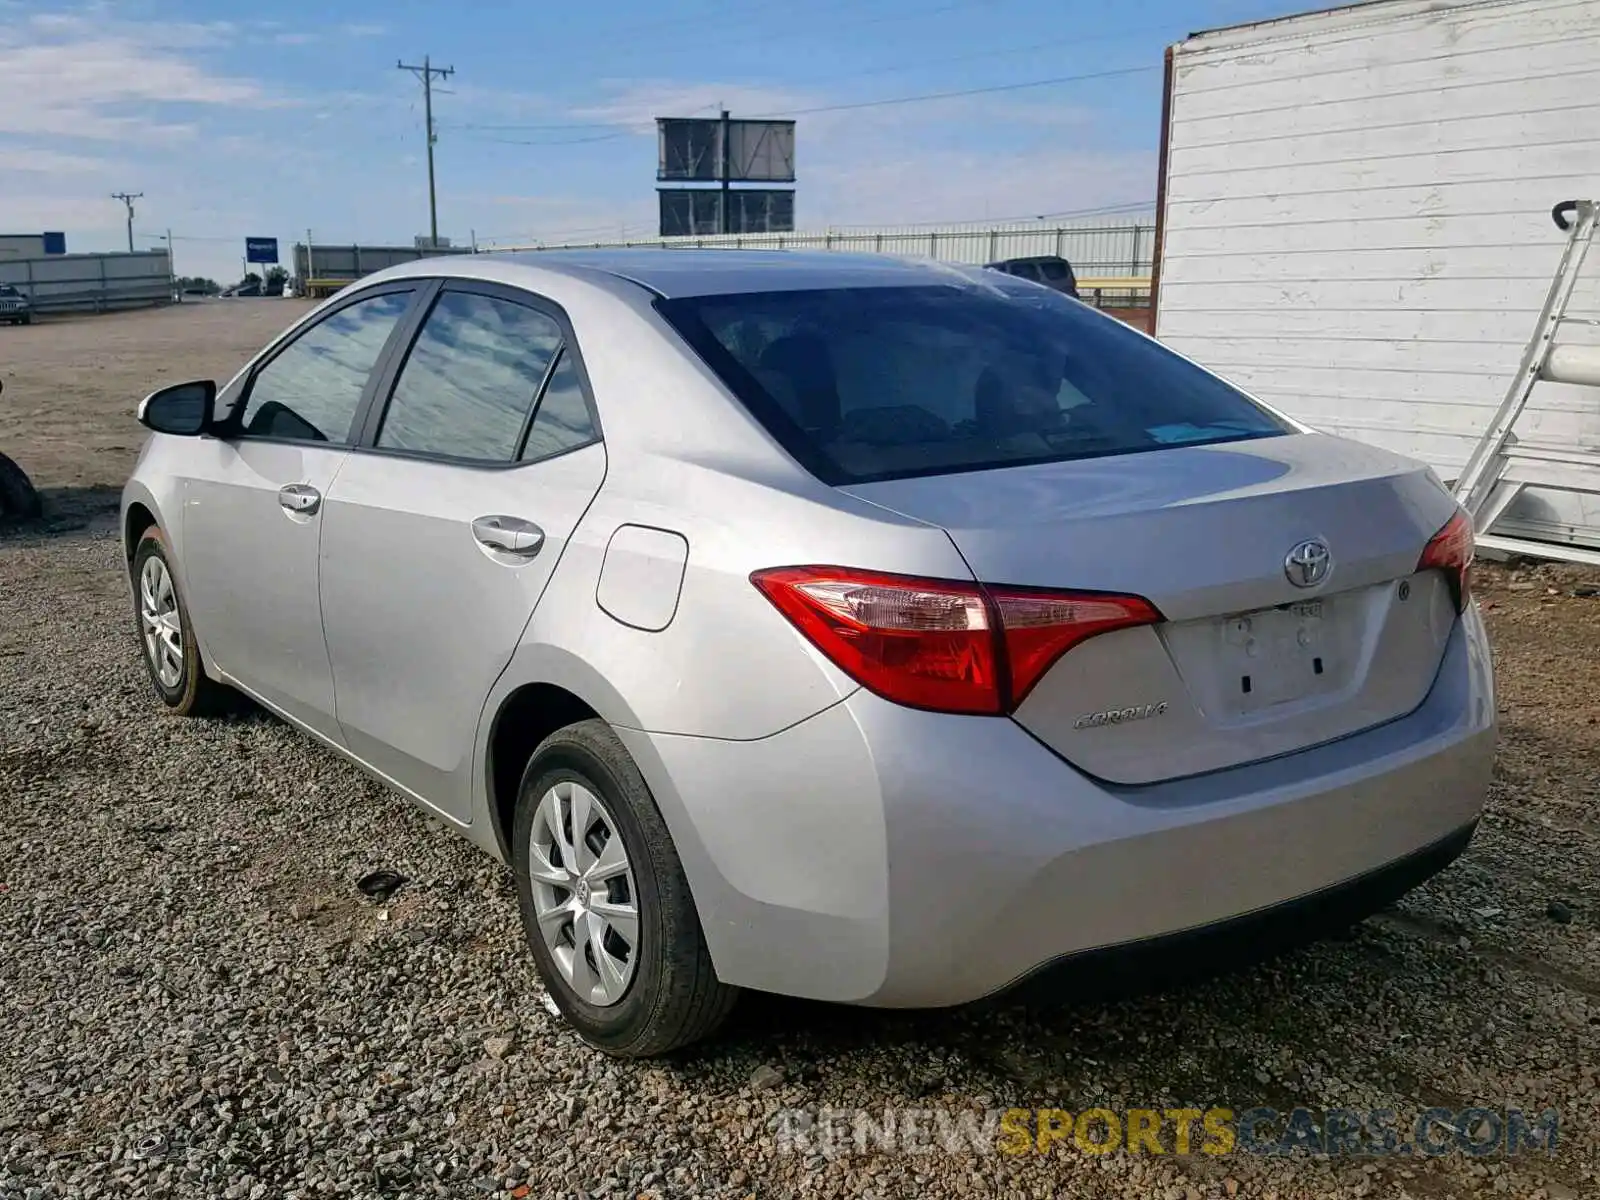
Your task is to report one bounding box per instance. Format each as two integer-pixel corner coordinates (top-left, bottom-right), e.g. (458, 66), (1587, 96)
(295, 242), (474, 281)
(0, 251), (171, 313)
(489, 214), (1157, 277)
(1154, 0), (1600, 550)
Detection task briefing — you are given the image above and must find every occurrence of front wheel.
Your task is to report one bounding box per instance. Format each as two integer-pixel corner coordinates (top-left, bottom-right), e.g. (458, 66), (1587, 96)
(0, 452), (41, 521)
(131, 528), (233, 716)
(512, 719), (738, 1057)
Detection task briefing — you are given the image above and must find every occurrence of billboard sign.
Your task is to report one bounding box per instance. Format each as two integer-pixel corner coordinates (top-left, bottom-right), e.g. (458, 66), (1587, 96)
(659, 188), (795, 237)
(245, 237), (279, 265)
(42, 231), (67, 255)
(657, 118), (796, 183)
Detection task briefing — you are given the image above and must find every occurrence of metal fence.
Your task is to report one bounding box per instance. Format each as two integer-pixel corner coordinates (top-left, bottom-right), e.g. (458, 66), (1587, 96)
(488, 215), (1157, 278)
(0, 251), (172, 314)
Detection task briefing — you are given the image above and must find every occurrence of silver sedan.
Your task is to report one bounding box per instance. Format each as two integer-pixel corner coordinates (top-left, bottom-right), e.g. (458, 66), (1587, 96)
(121, 249), (1495, 1056)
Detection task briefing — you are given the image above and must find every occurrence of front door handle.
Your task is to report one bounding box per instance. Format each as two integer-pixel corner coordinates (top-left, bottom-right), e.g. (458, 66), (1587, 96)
(472, 515), (545, 558)
(278, 483), (322, 515)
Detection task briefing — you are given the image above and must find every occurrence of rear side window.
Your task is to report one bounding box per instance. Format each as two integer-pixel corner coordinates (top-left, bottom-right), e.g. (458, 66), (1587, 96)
(656, 284), (1289, 485)
(377, 291), (563, 461)
(1039, 260), (1071, 283)
(518, 351), (596, 462)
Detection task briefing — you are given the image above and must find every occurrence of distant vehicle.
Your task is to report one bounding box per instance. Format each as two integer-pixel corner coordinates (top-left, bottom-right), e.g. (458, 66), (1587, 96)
(222, 281), (263, 299)
(984, 254), (1079, 298)
(0, 284), (33, 325)
(122, 249), (1494, 1058)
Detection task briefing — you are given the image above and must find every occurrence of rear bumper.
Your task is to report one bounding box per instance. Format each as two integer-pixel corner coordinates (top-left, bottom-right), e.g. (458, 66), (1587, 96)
(1003, 818), (1477, 1003)
(621, 604), (1496, 1007)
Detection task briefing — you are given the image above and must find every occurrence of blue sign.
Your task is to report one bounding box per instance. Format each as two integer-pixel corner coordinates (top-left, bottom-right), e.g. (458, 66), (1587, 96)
(245, 237), (279, 265)
(42, 231), (66, 255)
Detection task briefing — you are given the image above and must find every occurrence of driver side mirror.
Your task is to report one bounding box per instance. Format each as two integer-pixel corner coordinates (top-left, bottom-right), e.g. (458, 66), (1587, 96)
(138, 380), (216, 436)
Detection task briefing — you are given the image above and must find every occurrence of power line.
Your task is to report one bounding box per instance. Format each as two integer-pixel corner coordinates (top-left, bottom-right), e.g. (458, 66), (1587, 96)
(754, 64), (1159, 118)
(398, 56), (455, 247)
(449, 64), (1159, 150)
(110, 191), (143, 253)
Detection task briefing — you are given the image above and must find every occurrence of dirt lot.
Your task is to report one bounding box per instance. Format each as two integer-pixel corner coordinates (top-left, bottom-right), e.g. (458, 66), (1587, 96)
(0, 300), (317, 527)
(2, 304), (1598, 1199)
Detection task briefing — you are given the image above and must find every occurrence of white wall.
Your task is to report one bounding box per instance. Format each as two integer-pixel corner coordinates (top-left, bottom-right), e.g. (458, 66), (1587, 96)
(1155, 0), (1600, 545)
(0, 235), (48, 259)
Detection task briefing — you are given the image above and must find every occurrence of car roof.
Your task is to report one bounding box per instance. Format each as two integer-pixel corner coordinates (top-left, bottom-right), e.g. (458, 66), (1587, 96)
(377, 247), (1005, 300)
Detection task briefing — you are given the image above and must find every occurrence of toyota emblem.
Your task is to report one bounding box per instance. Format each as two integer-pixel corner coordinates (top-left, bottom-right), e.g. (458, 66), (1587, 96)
(1284, 538), (1332, 588)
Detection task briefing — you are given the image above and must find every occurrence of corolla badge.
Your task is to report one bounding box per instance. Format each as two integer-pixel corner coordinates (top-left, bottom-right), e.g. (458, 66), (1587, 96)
(1073, 701), (1168, 731)
(1284, 538), (1332, 589)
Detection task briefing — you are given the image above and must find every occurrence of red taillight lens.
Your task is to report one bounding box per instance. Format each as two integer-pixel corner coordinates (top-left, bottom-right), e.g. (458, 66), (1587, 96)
(751, 566), (1001, 713)
(991, 588), (1164, 707)
(1418, 509), (1474, 612)
(750, 566), (1161, 715)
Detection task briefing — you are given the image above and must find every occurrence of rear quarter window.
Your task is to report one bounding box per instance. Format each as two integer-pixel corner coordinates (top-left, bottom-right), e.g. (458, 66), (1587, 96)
(656, 284), (1289, 485)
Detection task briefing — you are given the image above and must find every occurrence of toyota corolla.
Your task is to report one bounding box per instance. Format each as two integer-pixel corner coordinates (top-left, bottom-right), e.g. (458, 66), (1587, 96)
(120, 250), (1495, 1057)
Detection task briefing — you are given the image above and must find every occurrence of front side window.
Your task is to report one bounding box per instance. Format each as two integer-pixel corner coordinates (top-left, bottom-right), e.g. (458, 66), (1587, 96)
(657, 284), (1289, 485)
(239, 291), (412, 443)
(377, 291), (564, 461)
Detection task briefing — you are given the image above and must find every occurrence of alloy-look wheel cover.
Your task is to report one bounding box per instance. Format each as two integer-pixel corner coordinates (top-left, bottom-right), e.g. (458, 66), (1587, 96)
(139, 557), (184, 690)
(528, 779), (641, 1007)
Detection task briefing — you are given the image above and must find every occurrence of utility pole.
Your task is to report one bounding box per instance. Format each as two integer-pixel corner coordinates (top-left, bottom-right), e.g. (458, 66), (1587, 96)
(719, 109), (732, 236)
(111, 191), (143, 252)
(397, 56), (455, 248)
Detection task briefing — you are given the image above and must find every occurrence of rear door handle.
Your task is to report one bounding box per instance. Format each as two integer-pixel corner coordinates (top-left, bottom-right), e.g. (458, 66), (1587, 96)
(278, 483), (322, 515)
(472, 515), (545, 558)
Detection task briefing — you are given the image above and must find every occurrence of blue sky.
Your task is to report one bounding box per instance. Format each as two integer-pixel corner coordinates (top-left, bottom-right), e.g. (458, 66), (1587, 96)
(2, 0), (1311, 282)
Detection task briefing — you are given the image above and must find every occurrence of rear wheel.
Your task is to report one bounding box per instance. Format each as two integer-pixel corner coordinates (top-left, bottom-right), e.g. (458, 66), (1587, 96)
(512, 719), (738, 1057)
(132, 528), (232, 716)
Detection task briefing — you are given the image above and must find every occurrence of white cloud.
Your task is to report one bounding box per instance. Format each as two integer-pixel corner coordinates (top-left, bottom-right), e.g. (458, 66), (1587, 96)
(0, 146), (116, 174)
(0, 10), (269, 142)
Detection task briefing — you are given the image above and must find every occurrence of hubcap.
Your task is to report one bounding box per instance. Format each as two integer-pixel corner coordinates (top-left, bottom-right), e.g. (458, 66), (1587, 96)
(139, 557), (183, 690)
(527, 780), (640, 1007)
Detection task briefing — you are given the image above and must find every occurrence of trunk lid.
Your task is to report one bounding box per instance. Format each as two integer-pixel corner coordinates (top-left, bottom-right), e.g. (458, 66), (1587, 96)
(841, 432), (1462, 784)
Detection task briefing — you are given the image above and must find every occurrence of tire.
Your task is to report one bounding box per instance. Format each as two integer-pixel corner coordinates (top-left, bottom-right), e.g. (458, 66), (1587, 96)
(512, 719), (738, 1057)
(0, 452), (42, 521)
(131, 528), (233, 717)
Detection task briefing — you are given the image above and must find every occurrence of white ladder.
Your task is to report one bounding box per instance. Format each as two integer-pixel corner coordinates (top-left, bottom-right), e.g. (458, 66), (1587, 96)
(1453, 200), (1600, 565)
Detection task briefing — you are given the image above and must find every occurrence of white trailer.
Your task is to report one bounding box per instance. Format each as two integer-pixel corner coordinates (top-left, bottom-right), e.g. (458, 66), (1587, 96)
(1151, 0), (1600, 556)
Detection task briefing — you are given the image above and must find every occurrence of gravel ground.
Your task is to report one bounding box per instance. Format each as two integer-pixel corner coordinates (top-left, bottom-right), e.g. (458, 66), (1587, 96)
(2, 306), (1598, 1199)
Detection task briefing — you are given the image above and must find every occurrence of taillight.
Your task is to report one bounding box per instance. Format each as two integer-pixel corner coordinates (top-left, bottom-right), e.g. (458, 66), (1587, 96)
(990, 587), (1163, 707)
(1418, 509), (1474, 612)
(750, 566), (1161, 715)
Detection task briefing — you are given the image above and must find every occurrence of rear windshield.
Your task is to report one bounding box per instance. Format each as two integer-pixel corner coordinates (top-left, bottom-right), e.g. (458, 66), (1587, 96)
(656, 284), (1289, 485)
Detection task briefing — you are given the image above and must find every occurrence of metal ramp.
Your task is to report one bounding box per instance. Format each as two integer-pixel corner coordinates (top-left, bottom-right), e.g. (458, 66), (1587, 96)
(1454, 200), (1600, 565)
